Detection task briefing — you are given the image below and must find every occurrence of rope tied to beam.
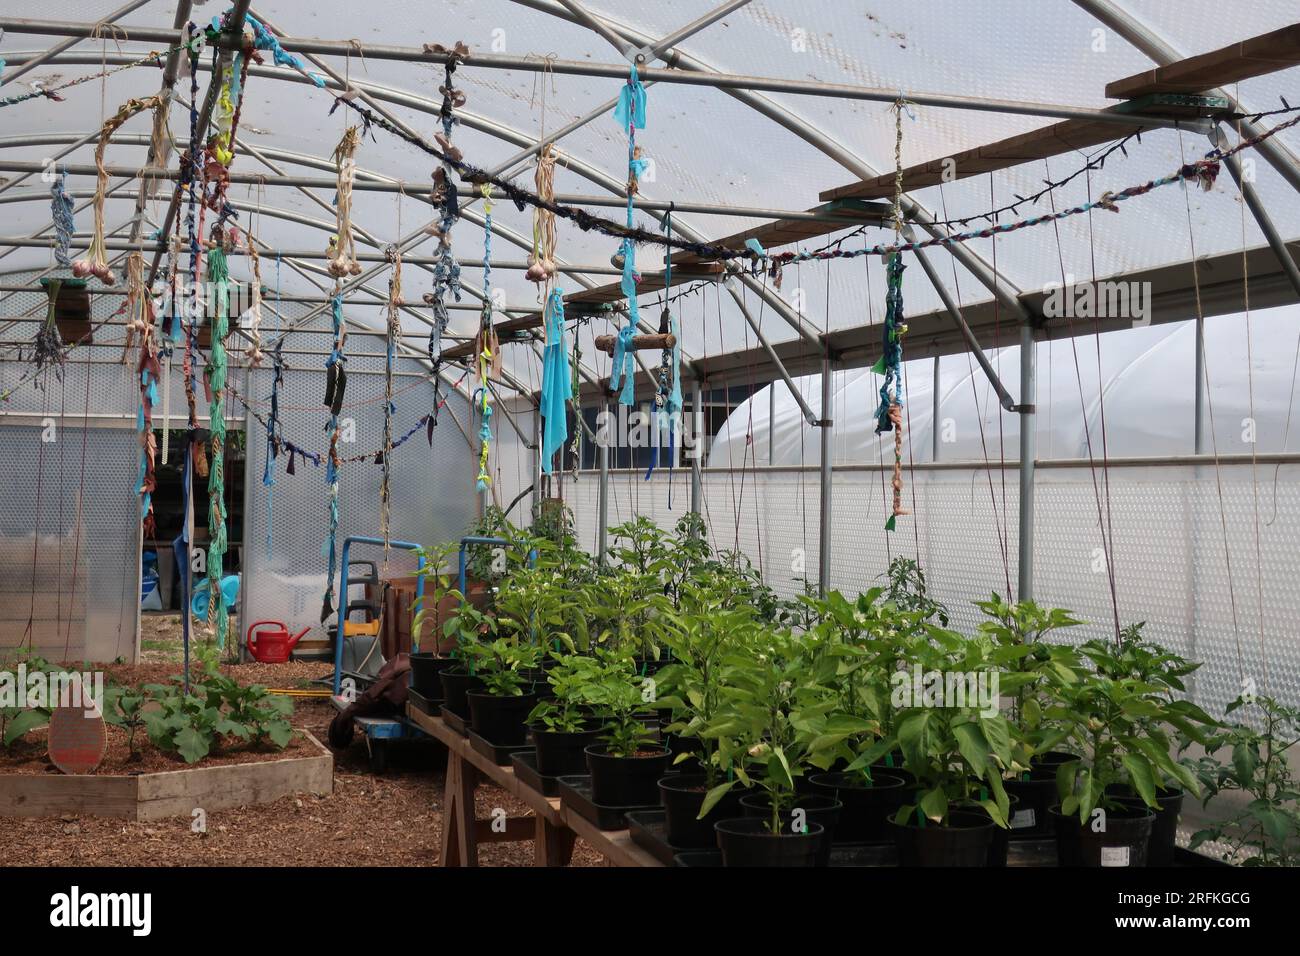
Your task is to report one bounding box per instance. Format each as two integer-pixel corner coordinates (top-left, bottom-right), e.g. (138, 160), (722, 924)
(876, 100), (911, 532)
(381, 243), (402, 562)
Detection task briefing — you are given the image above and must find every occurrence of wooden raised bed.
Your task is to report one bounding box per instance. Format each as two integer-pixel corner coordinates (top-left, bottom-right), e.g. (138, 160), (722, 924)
(0, 731), (333, 821)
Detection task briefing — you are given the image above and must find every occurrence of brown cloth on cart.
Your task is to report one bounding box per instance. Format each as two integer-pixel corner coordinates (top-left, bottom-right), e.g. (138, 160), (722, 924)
(327, 652), (410, 750)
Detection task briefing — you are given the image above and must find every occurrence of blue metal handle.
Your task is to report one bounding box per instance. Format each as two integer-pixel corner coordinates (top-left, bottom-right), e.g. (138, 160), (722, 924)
(332, 536), (425, 696)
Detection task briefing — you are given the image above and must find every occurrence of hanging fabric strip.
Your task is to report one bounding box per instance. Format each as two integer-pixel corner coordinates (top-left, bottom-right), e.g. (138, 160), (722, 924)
(474, 183), (496, 492)
(425, 51), (466, 363)
(539, 288), (572, 473)
(205, 240), (231, 647)
(609, 323), (637, 406)
(263, 337), (284, 560)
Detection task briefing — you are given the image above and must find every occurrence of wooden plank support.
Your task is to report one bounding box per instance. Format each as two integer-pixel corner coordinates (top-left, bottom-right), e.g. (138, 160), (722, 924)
(594, 333), (675, 354)
(1105, 23), (1300, 99)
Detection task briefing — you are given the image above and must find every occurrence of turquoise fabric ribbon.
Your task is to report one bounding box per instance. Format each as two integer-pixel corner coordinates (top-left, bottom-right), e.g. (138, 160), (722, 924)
(539, 289), (572, 474)
(610, 323), (637, 406)
(613, 64), (647, 130)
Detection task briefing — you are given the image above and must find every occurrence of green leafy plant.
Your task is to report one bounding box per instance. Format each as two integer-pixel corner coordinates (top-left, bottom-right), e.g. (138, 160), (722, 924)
(464, 505), (521, 588)
(527, 651), (614, 732)
(1184, 695), (1300, 865)
(656, 587), (756, 791)
(700, 629), (828, 834)
(881, 557), (949, 626)
(0, 654), (56, 748)
(856, 626), (1016, 828)
(411, 540), (460, 653)
(442, 591), (498, 655)
(458, 638), (541, 697)
(103, 685), (150, 758)
(198, 671), (295, 748)
(567, 649), (657, 757)
(1041, 633), (1211, 823)
(141, 669), (296, 764)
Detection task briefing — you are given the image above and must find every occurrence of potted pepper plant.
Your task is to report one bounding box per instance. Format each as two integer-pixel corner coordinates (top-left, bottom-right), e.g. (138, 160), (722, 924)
(409, 541), (460, 699)
(1041, 631), (1210, 867)
(581, 649), (672, 808)
(699, 629), (828, 867)
(461, 637), (542, 747)
(526, 652), (607, 776)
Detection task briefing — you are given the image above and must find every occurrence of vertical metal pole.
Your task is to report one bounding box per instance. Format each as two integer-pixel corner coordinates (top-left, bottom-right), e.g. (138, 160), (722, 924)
(690, 377), (703, 516)
(818, 349), (833, 597)
(931, 355), (941, 462)
(598, 396), (611, 564)
(1017, 322), (1036, 602)
(530, 404), (542, 525)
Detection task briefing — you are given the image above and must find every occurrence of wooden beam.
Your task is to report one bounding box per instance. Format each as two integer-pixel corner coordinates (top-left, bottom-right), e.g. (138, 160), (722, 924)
(1106, 23), (1300, 99)
(820, 117), (1132, 202)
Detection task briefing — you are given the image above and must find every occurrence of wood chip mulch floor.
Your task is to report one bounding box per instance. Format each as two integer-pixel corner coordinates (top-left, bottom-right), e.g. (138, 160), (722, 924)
(0, 616), (604, 867)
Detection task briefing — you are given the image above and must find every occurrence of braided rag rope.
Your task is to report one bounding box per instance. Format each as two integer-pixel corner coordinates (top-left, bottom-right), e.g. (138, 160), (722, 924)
(610, 64), (647, 408)
(126, 253), (161, 539)
(423, 51), (466, 362)
(50, 172), (75, 267)
(321, 293), (346, 622)
(205, 244), (231, 647)
(381, 245), (402, 560)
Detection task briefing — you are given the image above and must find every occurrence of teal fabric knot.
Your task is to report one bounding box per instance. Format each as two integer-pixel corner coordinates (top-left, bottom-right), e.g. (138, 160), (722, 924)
(539, 289), (572, 474)
(610, 323), (637, 406)
(613, 64), (647, 130)
(744, 237), (766, 258)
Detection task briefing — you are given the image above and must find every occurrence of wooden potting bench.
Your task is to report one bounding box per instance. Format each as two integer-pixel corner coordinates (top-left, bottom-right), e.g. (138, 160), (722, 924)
(405, 705), (661, 867)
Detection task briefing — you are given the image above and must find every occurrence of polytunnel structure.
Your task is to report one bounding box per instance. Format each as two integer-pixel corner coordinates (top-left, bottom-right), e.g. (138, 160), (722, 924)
(0, 0), (1299, 883)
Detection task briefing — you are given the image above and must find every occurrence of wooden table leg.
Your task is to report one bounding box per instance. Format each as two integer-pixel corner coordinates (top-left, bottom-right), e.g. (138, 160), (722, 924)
(439, 751), (481, 867)
(534, 815), (576, 867)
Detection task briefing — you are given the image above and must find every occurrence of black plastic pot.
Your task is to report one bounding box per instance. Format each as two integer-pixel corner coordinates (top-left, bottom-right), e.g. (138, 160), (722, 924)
(1106, 785), (1184, 867)
(808, 772), (909, 844)
(585, 744), (672, 807)
(409, 652), (454, 698)
(530, 724), (602, 777)
(886, 810), (997, 867)
(1004, 775), (1058, 838)
(1031, 751), (1079, 770)
(740, 792), (843, 866)
(658, 774), (743, 848)
(796, 757), (849, 794)
(663, 732), (703, 775)
(870, 761), (916, 786)
(715, 817), (825, 867)
(439, 667), (484, 719)
(1051, 803), (1155, 867)
(466, 691), (537, 746)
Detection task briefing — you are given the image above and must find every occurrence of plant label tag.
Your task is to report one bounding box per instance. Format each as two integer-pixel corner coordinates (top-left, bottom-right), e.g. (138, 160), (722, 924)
(1010, 809), (1036, 829)
(1100, 846), (1131, 867)
(48, 703), (107, 775)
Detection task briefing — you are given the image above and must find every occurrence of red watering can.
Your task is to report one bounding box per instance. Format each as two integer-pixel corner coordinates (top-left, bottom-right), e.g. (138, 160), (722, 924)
(246, 621), (311, 664)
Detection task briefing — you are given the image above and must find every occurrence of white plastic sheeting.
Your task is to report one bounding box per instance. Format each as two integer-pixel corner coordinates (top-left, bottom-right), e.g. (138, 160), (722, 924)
(710, 304), (1300, 465)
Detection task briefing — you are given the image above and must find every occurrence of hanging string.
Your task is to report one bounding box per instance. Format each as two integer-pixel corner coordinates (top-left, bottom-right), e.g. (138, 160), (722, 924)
(0, 43), (185, 109)
(321, 291), (347, 622)
(204, 228), (231, 649)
